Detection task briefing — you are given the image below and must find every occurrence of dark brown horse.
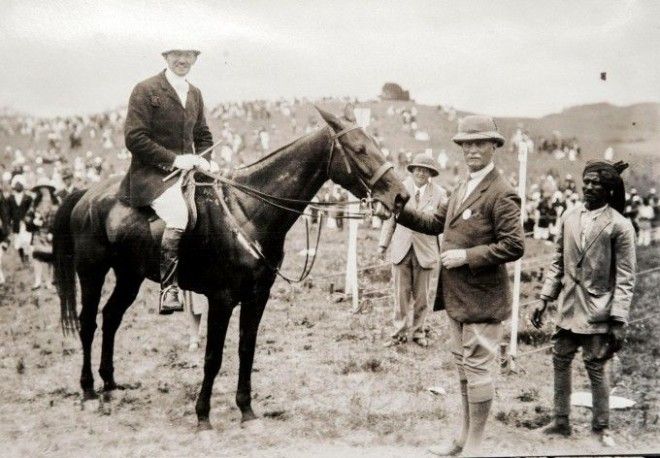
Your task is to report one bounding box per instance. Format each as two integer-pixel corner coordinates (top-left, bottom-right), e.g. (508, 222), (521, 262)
(52, 108), (409, 429)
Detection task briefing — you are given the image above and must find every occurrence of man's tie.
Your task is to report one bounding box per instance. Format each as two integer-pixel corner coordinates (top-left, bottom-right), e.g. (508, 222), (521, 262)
(415, 189), (420, 207)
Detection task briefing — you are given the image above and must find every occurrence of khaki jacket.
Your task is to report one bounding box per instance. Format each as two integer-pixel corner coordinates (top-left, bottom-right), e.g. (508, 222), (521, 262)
(378, 177), (447, 268)
(540, 204), (636, 333)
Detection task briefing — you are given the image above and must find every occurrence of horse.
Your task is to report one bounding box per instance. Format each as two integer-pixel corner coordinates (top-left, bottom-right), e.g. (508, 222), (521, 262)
(52, 108), (409, 430)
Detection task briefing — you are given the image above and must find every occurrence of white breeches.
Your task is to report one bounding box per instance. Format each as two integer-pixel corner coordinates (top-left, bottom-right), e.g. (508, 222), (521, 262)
(151, 177), (189, 230)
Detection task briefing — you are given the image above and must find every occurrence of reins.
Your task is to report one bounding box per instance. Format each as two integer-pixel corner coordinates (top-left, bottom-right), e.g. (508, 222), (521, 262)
(190, 125), (394, 283)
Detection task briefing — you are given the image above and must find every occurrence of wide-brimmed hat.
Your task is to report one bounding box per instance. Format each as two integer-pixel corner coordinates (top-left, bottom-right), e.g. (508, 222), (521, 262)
(162, 45), (201, 56)
(31, 176), (56, 193)
(407, 153), (439, 177)
(452, 115), (505, 147)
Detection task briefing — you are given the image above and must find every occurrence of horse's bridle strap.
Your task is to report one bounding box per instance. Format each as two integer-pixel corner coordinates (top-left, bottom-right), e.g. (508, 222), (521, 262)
(368, 161), (394, 188)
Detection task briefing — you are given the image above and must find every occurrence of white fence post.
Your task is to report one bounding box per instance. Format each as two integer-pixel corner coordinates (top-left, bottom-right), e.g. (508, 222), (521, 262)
(509, 139), (528, 360)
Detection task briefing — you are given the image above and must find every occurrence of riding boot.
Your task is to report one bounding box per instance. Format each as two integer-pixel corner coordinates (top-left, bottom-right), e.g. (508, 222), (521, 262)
(159, 227), (184, 315)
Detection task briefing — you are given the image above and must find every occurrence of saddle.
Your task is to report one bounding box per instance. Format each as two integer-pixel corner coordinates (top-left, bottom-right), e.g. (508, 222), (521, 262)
(142, 170), (199, 241)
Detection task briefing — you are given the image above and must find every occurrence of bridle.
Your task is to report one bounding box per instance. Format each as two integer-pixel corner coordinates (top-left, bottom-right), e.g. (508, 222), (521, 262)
(191, 125), (396, 283)
(326, 125), (395, 200)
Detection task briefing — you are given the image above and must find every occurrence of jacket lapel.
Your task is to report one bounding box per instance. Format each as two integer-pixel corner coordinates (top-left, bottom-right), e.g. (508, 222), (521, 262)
(566, 209), (583, 254)
(447, 180), (465, 222)
(450, 169), (498, 225)
(579, 206), (613, 260)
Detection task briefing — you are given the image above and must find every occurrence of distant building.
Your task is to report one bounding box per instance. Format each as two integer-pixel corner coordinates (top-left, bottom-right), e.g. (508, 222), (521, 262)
(380, 82), (410, 101)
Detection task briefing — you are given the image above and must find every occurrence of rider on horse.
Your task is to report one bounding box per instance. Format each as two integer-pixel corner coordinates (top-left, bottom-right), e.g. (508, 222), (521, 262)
(119, 44), (216, 315)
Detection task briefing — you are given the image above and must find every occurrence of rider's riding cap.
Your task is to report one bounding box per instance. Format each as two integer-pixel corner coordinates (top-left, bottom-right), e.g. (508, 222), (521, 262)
(452, 115), (505, 147)
(162, 44), (201, 56)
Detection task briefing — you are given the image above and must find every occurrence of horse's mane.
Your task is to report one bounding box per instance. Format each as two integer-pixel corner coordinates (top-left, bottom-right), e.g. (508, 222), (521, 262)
(231, 127), (329, 176)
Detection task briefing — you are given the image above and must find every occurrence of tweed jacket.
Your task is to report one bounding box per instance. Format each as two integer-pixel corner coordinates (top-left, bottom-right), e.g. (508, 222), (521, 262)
(396, 167), (525, 323)
(118, 70), (213, 207)
(540, 204), (636, 333)
(378, 177), (447, 268)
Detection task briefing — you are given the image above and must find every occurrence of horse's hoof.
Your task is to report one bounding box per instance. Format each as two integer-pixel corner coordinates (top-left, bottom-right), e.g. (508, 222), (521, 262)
(103, 382), (126, 392)
(240, 417), (264, 433)
(197, 420), (213, 432)
(241, 410), (258, 423)
(82, 390), (99, 401)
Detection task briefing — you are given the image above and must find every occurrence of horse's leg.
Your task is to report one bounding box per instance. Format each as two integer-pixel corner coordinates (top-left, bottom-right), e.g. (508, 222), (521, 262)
(195, 291), (234, 431)
(78, 267), (109, 400)
(236, 288), (269, 422)
(99, 272), (144, 391)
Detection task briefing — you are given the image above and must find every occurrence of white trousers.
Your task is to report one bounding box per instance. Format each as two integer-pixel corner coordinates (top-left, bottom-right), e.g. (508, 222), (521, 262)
(151, 177), (188, 230)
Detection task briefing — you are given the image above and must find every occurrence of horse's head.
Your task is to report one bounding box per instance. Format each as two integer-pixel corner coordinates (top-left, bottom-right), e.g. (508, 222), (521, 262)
(317, 107), (409, 219)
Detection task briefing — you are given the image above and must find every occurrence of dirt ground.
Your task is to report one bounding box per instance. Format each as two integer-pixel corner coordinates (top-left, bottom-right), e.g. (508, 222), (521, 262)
(1, 222), (658, 457)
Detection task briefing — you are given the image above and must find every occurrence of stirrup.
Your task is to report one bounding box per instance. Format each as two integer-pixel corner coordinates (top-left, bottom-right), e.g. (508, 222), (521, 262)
(159, 285), (183, 315)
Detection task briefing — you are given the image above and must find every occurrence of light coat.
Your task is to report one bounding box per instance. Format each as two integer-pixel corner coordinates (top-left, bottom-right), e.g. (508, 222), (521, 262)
(540, 203), (636, 333)
(378, 177), (447, 268)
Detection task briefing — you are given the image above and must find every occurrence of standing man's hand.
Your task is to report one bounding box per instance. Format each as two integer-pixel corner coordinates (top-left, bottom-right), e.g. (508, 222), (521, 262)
(531, 299), (548, 328)
(610, 321), (626, 354)
(440, 249), (467, 269)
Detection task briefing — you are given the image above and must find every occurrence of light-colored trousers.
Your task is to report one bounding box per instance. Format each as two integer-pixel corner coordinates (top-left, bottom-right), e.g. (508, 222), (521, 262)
(391, 248), (433, 339)
(448, 316), (502, 403)
(151, 177), (188, 230)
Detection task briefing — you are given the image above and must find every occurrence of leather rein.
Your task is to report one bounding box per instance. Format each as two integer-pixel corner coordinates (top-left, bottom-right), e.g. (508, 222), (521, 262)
(193, 126), (395, 283)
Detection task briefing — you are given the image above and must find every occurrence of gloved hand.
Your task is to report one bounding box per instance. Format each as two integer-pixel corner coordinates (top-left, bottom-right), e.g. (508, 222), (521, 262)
(173, 154), (212, 172)
(609, 321), (626, 354)
(531, 299), (548, 329)
(173, 154), (200, 170)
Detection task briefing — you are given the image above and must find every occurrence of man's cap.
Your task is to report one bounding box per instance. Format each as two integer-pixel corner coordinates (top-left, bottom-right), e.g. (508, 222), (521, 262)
(407, 153), (439, 177)
(162, 45), (201, 56)
(61, 167), (74, 180)
(452, 115), (505, 147)
(32, 176), (56, 192)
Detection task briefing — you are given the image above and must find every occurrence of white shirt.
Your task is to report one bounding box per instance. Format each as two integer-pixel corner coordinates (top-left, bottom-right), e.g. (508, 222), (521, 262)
(165, 68), (190, 107)
(579, 203), (608, 248)
(413, 183), (427, 206)
(462, 161), (494, 204)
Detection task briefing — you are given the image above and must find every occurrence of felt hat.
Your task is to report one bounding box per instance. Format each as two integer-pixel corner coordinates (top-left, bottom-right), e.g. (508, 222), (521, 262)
(407, 153), (439, 176)
(452, 115), (505, 147)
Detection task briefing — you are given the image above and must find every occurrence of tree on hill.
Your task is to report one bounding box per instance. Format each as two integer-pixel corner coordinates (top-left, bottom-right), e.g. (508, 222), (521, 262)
(380, 83), (410, 101)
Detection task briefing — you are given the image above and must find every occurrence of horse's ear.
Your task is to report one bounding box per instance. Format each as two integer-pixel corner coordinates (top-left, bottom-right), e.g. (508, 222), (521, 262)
(315, 105), (346, 133)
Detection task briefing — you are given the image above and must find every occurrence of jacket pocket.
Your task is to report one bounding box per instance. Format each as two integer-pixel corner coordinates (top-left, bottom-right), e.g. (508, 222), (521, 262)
(585, 288), (613, 323)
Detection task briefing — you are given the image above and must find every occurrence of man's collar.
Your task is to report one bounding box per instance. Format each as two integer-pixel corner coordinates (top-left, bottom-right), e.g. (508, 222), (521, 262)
(165, 68), (189, 86)
(413, 183), (427, 194)
(468, 161), (494, 181)
(581, 203), (609, 215)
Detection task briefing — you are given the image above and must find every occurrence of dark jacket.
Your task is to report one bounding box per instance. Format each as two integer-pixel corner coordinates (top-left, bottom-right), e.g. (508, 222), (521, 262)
(397, 168), (525, 323)
(7, 192), (33, 233)
(119, 70), (213, 207)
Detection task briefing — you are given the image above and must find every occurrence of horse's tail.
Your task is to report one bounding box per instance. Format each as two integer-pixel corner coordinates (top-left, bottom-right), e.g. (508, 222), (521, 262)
(53, 189), (87, 335)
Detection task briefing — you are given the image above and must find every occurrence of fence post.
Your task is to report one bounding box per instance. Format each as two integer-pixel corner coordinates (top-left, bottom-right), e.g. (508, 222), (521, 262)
(509, 137), (528, 365)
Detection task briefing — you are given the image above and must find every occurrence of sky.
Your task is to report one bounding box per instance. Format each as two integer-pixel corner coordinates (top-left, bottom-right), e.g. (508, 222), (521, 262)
(1, 0), (658, 118)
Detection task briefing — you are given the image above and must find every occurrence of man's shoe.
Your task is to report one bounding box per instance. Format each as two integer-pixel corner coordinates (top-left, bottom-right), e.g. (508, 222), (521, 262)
(159, 285), (183, 315)
(383, 335), (406, 348)
(541, 419), (571, 437)
(413, 335), (428, 347)
(428, 440), (463, 456)
(594, 429), (616, 447)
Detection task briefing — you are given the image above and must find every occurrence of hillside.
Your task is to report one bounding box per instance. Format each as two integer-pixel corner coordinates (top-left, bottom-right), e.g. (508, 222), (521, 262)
(1, 100), (658, 192)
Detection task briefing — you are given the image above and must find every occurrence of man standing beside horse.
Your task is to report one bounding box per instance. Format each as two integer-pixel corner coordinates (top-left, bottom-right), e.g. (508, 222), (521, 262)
(531, 160), (636, 447)
(119, 45), (216, 314)
(396, 115), (525, 455)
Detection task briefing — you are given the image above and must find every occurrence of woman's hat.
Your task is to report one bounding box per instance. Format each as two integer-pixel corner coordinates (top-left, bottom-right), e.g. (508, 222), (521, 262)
(407, 153), (440, 177)
(31, 176), (56, 193)
(452, 115), (505, 147)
